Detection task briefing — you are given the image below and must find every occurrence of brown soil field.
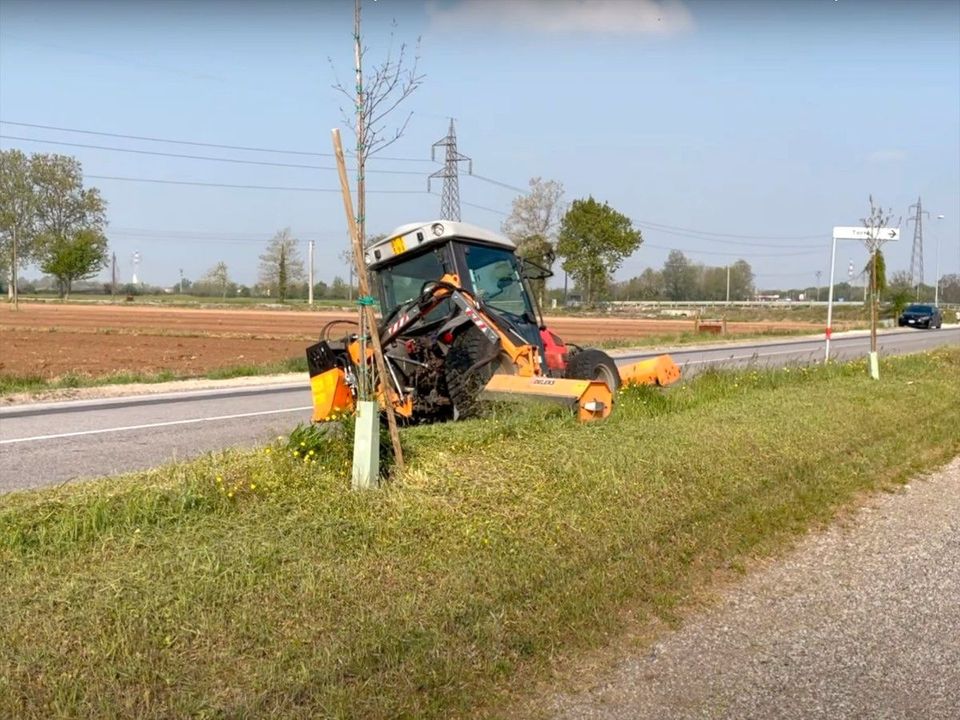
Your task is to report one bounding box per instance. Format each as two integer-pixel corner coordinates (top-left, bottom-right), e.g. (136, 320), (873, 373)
(1, 303), (823, 379)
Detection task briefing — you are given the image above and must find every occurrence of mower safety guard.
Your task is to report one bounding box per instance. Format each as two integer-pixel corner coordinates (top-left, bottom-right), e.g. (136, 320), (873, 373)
(480, 375), (613, 421)
(618, 354), (681, 388)
(310, 367), (354, 422)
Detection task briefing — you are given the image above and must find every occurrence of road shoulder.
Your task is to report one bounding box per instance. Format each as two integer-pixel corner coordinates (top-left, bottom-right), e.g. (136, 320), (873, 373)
(549, 457), (960, 720)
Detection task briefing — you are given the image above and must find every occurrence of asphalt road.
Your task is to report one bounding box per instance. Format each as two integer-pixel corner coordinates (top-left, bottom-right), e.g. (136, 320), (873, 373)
(2, 327), (957, 492)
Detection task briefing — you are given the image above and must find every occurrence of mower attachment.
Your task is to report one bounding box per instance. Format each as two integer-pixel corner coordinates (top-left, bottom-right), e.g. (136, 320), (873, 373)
(618, 354), (681, 387)
(480, 374), (614, 421)
(310, 367), (354, 422)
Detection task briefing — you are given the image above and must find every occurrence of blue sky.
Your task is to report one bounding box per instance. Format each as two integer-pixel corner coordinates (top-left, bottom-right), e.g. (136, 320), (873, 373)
(1, 0), (958, 290)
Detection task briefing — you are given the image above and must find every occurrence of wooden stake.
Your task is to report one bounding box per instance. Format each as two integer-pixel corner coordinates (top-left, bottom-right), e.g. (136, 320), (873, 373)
(331, 128), (405, 471)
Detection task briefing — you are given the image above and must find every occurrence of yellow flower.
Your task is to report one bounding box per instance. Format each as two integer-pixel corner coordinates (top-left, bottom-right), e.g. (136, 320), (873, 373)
(227, 491), (235, 498)
(250, 483), (257, 490)
(216, 476), (223, 483)
(264, 448), (272, 454)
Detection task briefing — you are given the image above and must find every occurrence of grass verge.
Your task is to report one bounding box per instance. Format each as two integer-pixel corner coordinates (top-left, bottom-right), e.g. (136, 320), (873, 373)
(0, 356), (308, 395)
(2, 348), (958, 719)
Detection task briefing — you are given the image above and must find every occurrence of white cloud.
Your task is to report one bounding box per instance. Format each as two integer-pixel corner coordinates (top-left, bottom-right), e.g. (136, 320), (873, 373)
(426, 0), (694, 37)
(866, 149), (907, 163)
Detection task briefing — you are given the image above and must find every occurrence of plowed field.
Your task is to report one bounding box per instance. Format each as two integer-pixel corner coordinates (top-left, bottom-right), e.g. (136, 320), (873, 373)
(1, 303), (822, 379)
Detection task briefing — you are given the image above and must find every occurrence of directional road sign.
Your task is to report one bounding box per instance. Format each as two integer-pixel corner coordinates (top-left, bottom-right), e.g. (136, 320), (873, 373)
(832, 226), (900, 241)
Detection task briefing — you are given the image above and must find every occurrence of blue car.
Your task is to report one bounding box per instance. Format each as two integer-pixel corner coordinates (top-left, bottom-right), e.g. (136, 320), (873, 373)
(898, 304), (943, 329)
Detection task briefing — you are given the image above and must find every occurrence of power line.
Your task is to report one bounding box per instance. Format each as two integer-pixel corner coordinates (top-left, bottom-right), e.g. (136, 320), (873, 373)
(87, 174), (510, 218)
(0, 135), (429, 176)
(635, 218), (823, 241)
(635, 223), (826, 249)
(0, 120), (436, 163)
(87, 174), (425, 193)
(466, 173), (527, 194)
(643, 242), (826, 258)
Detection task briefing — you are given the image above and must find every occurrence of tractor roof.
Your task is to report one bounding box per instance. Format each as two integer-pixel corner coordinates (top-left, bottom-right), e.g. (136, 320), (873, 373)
(365, 220), (516, 268)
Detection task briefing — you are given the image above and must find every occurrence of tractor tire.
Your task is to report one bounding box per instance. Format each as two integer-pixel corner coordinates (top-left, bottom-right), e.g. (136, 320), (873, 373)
(444, 326), (500, 420)
(564, 348), (621, 392)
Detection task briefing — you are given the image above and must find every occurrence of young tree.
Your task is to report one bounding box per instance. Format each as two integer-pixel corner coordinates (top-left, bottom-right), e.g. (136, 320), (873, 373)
(30, 154), (108, 299)
(332, 0), (424, 252)
(0, 149), (39, 307)
(860, 196), (899, 364)
(661, 250), (699, 301)
(259, 228), (305, 302)
(556, 197), (642, 305)
(39, 228), (109, 299)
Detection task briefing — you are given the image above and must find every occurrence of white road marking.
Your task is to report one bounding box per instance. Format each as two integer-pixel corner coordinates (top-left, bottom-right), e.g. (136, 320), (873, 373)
(0, 406), (313, 445)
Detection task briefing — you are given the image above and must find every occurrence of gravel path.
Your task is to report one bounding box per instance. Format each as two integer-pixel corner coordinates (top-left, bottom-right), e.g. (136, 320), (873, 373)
(551, 457), (960, 720)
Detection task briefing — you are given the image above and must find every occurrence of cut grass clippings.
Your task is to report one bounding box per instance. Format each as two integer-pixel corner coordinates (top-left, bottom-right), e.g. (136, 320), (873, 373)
(1, 348), (959, 719)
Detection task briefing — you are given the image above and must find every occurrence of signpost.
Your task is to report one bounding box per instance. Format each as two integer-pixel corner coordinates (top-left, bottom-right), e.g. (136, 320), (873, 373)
(825, 226), (900, 364)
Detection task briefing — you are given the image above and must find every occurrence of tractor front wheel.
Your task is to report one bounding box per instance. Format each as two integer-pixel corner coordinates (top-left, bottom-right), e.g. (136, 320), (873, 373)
(444, 327), (501, 420)
(564, 348), (621, 392)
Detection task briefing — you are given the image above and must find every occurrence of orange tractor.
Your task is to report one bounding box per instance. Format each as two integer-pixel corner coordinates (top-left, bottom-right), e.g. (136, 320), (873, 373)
(307, 221), (679, 423)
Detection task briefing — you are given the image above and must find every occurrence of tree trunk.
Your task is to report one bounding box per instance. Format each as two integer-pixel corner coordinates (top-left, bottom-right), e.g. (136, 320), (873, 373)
(870, 249), (878, 354)
(11, 225), (18, 309)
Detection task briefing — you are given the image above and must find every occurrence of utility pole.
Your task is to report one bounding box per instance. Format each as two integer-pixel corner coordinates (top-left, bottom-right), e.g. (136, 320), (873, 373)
(725, 265), (731, 303)
(428, 119), (472, 221)
(934, 214), (944, 305)
(815, 270), (822, 302)
(178, 267), (183, 294)
(308, 238), (315, 306)
(111, 252), (117, 301)
(908, 197), (928, 301)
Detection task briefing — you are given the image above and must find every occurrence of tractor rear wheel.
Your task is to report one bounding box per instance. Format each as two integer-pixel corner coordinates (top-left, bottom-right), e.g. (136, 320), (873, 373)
(444, 326), (502, 420)
(564, 348), (621, 392)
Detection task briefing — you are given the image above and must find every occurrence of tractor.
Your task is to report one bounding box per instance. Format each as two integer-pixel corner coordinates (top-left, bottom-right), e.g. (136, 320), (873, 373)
(306, 220), (679, 424)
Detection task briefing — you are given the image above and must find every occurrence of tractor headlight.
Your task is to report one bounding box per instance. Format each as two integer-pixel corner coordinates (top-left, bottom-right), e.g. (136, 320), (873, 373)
(431, 223), (445, 237)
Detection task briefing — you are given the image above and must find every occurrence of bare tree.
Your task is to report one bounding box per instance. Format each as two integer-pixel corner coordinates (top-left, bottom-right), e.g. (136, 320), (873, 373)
(502, 178), (566, 306)
(502, 178), (566, 254)
(331, 0), (424, 254)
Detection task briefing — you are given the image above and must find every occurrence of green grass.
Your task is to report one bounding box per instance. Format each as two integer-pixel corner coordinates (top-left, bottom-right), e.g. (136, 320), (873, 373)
(591, 327), (818, 350)
(0, 356), (308, 395)
(2, 349), (959, 719)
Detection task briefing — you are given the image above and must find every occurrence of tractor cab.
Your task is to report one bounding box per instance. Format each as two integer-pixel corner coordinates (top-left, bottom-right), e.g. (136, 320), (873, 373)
(366, 221), (546, 352)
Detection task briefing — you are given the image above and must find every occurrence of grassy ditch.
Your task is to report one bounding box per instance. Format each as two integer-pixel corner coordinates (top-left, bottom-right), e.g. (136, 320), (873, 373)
(2, 349), (959, 719)
(0, 356), (308, 395)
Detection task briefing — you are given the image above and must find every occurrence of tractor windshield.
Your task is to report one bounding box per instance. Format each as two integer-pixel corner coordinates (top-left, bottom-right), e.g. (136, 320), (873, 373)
(462, 244), (535, 321)
(378, 248), (447, 317)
